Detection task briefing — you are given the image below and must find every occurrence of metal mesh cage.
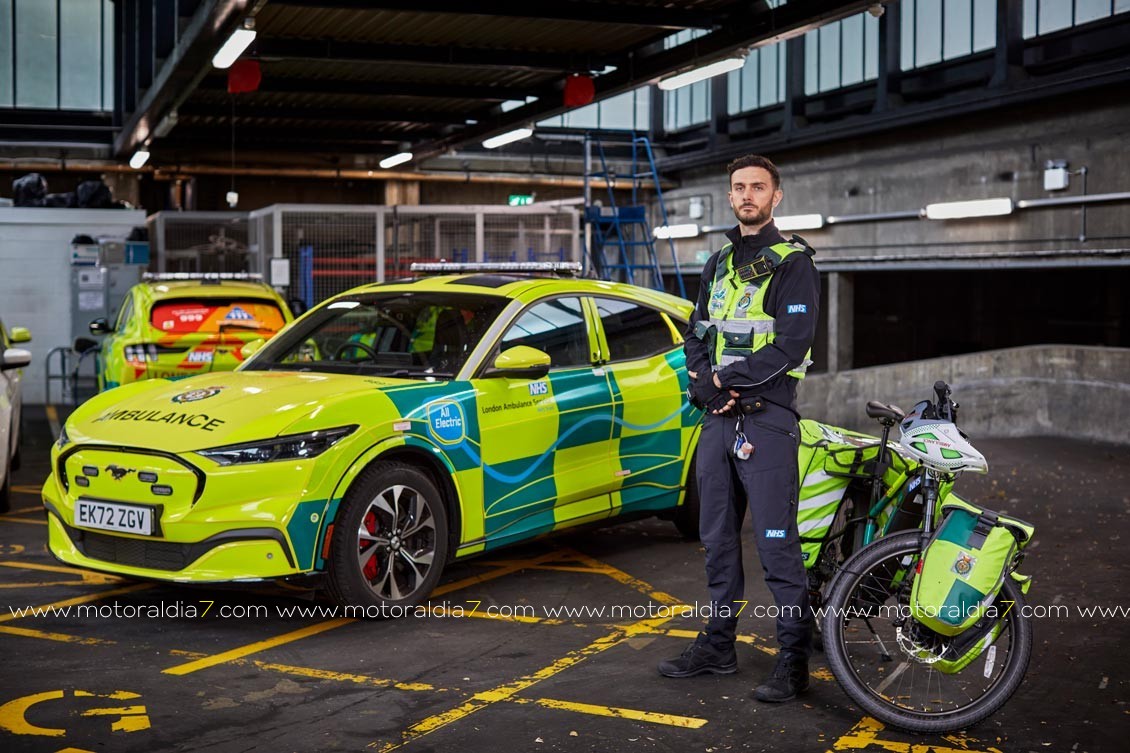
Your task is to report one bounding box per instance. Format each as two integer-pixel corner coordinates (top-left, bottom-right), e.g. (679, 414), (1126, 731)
(249, 204), (580, 309)
(147, 212), (255, 274)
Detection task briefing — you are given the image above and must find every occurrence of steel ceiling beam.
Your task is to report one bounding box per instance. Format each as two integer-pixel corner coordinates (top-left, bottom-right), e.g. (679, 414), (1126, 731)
(256, 38), (608, 73)
(113, 0), (254, 157)
(179, 102), (469, 125)
(196, 75), (538, 101)
(266, 0), (719, 30)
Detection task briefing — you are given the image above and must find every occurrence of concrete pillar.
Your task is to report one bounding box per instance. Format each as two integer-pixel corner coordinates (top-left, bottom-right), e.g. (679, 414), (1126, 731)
(827, 271), (854, 373)
(384, 179), (420, 206)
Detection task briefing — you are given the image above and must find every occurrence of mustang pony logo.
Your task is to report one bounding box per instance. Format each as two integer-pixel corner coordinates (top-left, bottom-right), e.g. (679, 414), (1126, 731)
(105, 464), (137, 481)
(171, 386), (224, 403)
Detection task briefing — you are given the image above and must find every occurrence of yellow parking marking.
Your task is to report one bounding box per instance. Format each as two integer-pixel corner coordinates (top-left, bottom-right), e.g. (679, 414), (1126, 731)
(558, 546), (683, 604)
(372, 615), (676, 751)
(162, 617), (355, 676)
(661, 627), (778, 657)
(514, 696), (707, 728)
(828, 717), (1003, 753)
(0, 624), (114, 645)
(169, 649), (444, 693)
(0, 583), (152, 624)
(0, 544), (25, 555)
(46, 403), (60, 436)
(0, 690), (67, 737)
(432, 549), (571, 597)
(0, 560), (124, 584)
(0, 516), (46, 526)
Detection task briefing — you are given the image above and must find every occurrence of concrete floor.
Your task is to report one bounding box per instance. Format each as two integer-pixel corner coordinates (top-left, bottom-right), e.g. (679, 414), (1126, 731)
(1, 407), (1126, 753)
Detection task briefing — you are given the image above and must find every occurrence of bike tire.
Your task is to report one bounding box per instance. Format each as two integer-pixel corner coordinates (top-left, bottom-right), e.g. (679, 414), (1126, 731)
(822, 531), (1032, 733)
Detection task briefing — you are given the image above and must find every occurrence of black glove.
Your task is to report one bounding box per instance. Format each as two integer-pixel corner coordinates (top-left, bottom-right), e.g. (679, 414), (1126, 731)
(691, 375), (730, 413)
(704, 389), (733, 414)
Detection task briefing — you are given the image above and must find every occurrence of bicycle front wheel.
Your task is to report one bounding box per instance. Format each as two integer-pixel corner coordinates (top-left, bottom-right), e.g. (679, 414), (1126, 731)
(822, 531), (1032, 733)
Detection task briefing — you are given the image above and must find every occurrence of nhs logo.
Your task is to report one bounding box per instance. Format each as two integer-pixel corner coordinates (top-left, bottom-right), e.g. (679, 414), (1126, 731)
(529, 381), (549, 396)
(765, 529), (787, 539)
(786, 304), (807, 314)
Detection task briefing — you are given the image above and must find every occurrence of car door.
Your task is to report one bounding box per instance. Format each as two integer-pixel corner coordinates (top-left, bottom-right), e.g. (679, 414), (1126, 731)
(589, 296), (691, 515)
(0, 320), (12, 481)
(475, 295), (614, 546)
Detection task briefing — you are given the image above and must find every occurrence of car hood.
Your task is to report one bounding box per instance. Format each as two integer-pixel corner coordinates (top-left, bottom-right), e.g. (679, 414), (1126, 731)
(65, 370), (416, 453)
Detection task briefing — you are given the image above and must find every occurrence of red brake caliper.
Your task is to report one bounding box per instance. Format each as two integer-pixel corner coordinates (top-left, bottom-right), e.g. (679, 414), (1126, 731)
(362, 509), (380, 581)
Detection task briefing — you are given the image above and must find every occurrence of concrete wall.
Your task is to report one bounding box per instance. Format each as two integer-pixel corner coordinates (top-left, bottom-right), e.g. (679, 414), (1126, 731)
(661, 93), (1130, 267)
(797, 345), (1130, 446)
(0, 208), (147, 404)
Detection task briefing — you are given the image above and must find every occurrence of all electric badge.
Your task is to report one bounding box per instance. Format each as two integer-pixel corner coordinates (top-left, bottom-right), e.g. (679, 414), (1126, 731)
(427, 400), (466, 445)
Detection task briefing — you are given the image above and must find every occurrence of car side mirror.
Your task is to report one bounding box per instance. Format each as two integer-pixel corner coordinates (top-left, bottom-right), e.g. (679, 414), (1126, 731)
(72, 337), (100, 355)
(89, 318), (113, 335)
(239, 338), (267, 360)
(1, 348), (32, 371)
(9, 326), (31, 343)
(486, 345), (551, 379)
(287, 298), (308, 317)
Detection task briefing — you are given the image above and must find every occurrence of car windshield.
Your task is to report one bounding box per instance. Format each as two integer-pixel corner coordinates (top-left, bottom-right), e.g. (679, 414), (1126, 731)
(244, 291), (509, 379)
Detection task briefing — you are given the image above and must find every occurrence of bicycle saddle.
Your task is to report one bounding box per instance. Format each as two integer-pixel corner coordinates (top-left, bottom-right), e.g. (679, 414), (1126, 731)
(866, 400), (905, 423)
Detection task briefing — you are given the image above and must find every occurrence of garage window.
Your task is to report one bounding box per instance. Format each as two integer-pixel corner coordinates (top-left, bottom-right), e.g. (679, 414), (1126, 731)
(593, 298), (676, 363)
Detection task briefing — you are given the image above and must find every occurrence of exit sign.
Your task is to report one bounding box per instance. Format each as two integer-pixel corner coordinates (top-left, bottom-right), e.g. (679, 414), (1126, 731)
(508, 194), (534, 206)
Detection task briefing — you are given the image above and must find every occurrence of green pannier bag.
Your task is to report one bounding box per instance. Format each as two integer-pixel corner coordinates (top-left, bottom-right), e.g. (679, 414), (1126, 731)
(910, 499), (1034, 638)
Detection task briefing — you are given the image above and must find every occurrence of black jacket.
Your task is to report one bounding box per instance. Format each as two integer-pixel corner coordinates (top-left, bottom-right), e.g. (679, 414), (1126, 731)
(684, 222), (821, 412)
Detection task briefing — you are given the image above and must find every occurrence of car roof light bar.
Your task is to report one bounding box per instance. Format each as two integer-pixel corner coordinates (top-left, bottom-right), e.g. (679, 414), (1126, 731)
(409, 262), (583, 277)
(142, 272), (265, 281)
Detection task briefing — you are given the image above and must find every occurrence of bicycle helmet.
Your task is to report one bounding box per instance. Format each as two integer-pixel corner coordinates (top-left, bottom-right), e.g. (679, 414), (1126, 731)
(899, 400), (987, 474)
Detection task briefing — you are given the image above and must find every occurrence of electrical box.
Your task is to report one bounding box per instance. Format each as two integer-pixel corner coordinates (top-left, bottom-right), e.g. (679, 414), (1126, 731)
(1043, 167), (1069, 191)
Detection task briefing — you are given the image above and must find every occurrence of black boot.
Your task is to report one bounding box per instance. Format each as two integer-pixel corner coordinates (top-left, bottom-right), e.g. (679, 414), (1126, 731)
(753, 651), (809, 702)
(657, 632), (738, 678)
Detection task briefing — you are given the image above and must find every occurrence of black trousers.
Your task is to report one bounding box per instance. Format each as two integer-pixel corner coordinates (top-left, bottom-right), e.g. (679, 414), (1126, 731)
(697, 402), (813, 656)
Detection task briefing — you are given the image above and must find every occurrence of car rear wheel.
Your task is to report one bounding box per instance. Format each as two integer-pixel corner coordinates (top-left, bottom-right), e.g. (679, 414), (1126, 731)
(327, 461), (449, 612)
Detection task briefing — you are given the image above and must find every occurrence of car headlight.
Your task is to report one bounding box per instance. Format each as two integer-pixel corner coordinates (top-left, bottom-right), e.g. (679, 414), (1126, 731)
(196, 425), (358, 466)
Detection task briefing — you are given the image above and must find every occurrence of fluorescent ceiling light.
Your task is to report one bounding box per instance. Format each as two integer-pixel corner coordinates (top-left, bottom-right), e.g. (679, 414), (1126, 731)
(482, 127), (533, 149)
(774, 214), (825, 231)
(653, 223), (700, 240)
(212, 22), (256, 69)
(379, 152), (413, 169)
(129, 149), (150, 169)
(924, 198), (1013, 220)
(658, 57), (745, 91)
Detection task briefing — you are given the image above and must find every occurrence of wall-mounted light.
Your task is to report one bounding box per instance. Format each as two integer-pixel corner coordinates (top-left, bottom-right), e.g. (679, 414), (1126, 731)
(379, 152), (413, 169)
(774, 213), (825, 231)
(1044, 160), (1070, 191)
(212, 18), (256, 70)
(483, 127), (533, 149)
(658, 56), (746, 91)
(653, 224), (700, 240)
(129, 148), (150, 169)
(924, 198), (1013, 220)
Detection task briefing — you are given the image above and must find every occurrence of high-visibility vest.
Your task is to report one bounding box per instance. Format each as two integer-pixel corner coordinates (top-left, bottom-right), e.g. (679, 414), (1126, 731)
(705, 240), (814, 380)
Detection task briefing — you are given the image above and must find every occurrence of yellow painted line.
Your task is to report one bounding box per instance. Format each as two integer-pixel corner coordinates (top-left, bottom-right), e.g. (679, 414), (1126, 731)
(0, 582), (153, 624)
(46, 403), (60, 436)
(828, 716), (1004, 753)
(168, 649), (444, 693)
(0, 516), (46, 526)
(0, 624), (114, 645)
(431, 549), (571, 597)
(162, 617), (355, 676)
(556, 545), (683, 605)
(525, 564), (617, 575)
(372, 614), (677, 751)
(515, 696), (707, 729)
(0, 560), (125, 584)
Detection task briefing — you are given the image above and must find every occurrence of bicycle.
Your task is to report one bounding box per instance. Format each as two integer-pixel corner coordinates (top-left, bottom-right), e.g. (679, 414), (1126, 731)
(819, 381), (1033, 732)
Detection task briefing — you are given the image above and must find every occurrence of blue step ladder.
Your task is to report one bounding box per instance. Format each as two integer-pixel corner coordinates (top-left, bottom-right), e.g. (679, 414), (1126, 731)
(583, 134), (686, 298)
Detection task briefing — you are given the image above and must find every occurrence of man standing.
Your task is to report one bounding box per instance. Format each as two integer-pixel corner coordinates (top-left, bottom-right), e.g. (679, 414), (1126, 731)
(657, 154), (820, 703)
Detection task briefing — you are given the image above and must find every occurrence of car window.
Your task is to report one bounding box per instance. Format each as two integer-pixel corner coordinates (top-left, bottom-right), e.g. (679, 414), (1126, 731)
(246, 291), (508, 379)
(150, 298), (286, 335)
(499, 297), (590, 368)
(593, 297), (677, 362)
(114, 296), (134, 333)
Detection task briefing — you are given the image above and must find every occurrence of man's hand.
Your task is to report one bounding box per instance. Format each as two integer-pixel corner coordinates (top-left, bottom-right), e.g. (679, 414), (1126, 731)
(691, 375), (739, 415)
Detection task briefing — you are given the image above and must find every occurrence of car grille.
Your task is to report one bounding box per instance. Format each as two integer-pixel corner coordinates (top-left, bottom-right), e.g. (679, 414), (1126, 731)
(82, 530), (190, 571)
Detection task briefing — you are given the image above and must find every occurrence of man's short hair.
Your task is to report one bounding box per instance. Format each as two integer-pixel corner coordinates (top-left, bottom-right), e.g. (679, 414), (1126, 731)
(727, 154), (780, 190)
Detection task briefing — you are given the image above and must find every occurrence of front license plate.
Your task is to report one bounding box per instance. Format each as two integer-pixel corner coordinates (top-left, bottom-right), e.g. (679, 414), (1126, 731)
(75, 499), (155, 536)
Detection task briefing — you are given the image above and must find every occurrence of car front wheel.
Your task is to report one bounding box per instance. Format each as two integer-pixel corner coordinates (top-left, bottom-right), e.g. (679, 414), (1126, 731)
(327, 461), (449, 612)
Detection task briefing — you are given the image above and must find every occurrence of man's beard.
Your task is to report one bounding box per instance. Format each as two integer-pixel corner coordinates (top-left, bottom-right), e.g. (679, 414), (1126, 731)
(733, 203), (771, 227)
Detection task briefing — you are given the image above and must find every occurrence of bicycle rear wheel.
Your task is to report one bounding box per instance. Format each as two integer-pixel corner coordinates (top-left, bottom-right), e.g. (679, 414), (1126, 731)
(822, 531), (1032, 733)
